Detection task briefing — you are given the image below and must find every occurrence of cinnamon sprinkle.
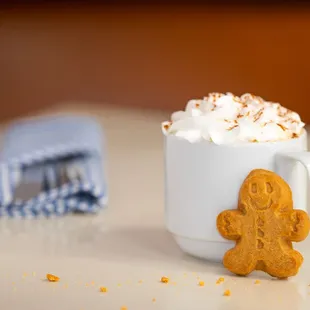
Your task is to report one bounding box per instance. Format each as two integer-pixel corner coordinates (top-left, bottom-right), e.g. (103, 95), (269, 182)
(253, 109), (264, 122)
(228, 125), (238, 131)
(277, 123), (287, 131)
(163, 122), (172, 131)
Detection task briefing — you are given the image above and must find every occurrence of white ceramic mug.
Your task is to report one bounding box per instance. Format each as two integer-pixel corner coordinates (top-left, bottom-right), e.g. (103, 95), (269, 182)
(164, 130), (310, 262)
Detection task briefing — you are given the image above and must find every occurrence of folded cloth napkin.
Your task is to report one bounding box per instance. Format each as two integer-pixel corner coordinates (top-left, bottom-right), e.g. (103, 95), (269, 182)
(0, 115), (108, 218)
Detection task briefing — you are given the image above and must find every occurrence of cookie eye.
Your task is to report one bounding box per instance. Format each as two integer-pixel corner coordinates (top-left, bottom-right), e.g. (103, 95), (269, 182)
(266, 182), (273, 193)
(251, 183), (257, 193)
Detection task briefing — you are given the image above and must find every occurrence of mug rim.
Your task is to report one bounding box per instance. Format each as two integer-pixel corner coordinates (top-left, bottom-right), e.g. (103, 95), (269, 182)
(164, 128), (307, 148)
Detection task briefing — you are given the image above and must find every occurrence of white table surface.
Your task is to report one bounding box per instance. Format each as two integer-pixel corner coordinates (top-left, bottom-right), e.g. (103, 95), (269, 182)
(1, 103), (310, 310)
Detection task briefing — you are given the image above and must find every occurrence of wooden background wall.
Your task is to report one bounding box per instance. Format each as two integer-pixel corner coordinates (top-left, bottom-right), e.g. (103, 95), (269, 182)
(1, 4), (310, 122)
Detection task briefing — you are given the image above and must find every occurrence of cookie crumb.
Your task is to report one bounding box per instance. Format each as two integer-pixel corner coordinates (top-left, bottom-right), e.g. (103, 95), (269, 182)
(120, 307), (127, 310)
(216, 277), (225, 284)
(100, 287), (108, 293)
(198, 281), (205, 287)
(46, 274), (60, 282)
(161, 276), (169, 283)
(223, 289), (231, 296)
(152, 298), (156, 302)
(254, 280), (261, 284)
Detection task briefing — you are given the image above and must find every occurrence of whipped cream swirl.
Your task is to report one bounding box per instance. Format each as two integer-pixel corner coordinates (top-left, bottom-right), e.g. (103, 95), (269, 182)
(162, 93), (305, 144)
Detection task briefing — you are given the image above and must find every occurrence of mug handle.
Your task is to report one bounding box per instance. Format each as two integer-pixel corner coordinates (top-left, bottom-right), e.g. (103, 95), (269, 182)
(276, 152), (310, 211)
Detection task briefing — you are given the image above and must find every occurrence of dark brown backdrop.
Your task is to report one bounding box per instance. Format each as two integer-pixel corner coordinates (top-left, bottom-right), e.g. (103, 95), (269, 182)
(1, 4), (310, 122)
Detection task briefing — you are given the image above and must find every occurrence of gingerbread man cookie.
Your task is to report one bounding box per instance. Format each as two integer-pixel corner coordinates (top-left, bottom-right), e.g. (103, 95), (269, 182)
(217, 169), (310, 278)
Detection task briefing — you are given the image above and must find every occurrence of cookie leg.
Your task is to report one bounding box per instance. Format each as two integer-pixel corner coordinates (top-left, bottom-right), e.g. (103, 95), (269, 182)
(264, 249), (303, 278)
(223, 246), (257, 276)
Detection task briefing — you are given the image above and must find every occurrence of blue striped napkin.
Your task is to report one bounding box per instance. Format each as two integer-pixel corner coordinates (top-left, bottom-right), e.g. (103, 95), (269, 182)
(0, 115), (108, 218)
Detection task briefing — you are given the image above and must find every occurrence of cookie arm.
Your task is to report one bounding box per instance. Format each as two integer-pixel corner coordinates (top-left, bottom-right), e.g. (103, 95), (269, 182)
(288, 210), (310, 242)
(217, 210), (242, 240)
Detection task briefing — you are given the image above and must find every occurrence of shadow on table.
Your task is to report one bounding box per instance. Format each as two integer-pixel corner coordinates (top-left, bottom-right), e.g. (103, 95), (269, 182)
(96, 227), (223, 271)
(0, 218), (226, 273)
(2, 217), (310, 278)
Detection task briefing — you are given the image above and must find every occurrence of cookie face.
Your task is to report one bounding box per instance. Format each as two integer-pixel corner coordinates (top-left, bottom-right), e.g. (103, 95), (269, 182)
(217, 169), (310, 278)
(248, 177), (274, 210)
(239, 169), (293, 212)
